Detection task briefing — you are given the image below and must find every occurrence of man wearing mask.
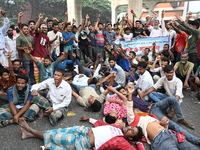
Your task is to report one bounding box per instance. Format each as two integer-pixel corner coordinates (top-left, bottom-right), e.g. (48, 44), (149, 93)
(32, 14), (50, 83)
(0, 7), (10, 67)
(5, 27), (18, 61)
(174, 52), (194, 89)
(47, 22), (62, 56)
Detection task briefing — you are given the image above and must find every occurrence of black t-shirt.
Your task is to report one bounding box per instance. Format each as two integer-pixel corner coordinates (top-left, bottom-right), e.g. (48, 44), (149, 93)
(132, 27), (144, 37)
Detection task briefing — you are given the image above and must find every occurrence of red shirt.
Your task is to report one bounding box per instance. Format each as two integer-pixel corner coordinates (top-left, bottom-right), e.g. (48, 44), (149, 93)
(32, 32), (50, 57)
(174, 31), (187, 53)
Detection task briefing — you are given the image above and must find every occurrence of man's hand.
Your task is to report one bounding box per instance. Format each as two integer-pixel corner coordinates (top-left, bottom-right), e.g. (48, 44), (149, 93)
(195, 77), (200, 85)
(183, 82), (188, 89)
(23, 47), (30, 54)
(1, 9), (6, 17)
(162, 10), (165, 18)
(18, 12), (24, 17)
(175, 14), (183, 22)
(45, 107), (53, 114)
(0, 91), (6, 96)
(71, 53), (76, 58)
(152, 42), (156, 46)
(31, 90), (39, 96)
(155, 55), (161, 62)
(38, 14), (43, 19)
(127, 84), (134, 94)
(80, 116), (90, 121)
(86, 14), (90, 20)
(53, 43), (57, 50)
(13, 115), (19, 124)
(7, 51), (12, 59)
(65, 11), (68, 16)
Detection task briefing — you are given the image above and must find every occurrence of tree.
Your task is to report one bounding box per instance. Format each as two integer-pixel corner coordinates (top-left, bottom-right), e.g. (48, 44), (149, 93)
(82, 0), (111, 24)
(0, 0), (28, 24)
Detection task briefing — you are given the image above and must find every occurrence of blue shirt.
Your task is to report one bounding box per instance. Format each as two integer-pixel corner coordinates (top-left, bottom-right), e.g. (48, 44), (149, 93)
(116, 55), (131, 72)
(7, 85), (32, 106)
(62, 32), (75, 46)
(88, 31), (96, 46)
(52, 51), (75, 69)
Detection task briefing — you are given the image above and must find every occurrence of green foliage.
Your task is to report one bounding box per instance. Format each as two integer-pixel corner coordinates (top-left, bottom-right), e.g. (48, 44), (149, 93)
(0, 0), (28, 24)
(82, 0), (111, 24)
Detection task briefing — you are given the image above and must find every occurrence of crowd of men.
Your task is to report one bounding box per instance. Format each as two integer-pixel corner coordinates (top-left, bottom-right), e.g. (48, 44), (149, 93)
(0, 6), (200, 150)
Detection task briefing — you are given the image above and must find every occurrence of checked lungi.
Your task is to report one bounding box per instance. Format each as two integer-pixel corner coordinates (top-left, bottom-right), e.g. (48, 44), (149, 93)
(44, 126), (91, 150)
(0, 103), (39, 121)
(32, 96), (67, 125)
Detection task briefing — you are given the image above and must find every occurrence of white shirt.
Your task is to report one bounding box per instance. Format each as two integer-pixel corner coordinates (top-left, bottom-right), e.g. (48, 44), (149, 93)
(47, 31), (63, 56)
(31, 78), (72, 110)
(123, 33), (133, 41)
(0, 17), (10, 49)
(148, 18), (168, 37)
(110, 64), (126, 86)
(135, 70), (154, 101)
(72, 74), (89, 86)
(153, 76), (184, 102)
(92, 125), (123, 149)
(150, 67), (164, 77)
(5, 36), (19, 60)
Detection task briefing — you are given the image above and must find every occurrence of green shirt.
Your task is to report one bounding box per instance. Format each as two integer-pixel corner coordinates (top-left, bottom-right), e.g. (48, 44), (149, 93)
(177, 21), (200, 54)
(174, 61), (194, 77)
(35, 59), (61, 82)
(16, 35), (33, 61)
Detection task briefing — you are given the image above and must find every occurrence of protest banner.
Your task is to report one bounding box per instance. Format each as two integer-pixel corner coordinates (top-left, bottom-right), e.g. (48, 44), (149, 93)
(114, 36), (170, 61)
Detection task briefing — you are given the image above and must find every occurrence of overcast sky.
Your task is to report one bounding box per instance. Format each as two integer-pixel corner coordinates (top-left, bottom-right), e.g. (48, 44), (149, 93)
(188, 1), (200, 12)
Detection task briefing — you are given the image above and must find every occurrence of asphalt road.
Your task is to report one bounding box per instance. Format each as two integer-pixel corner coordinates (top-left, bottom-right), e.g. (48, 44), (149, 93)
(0, 89), (200, 150)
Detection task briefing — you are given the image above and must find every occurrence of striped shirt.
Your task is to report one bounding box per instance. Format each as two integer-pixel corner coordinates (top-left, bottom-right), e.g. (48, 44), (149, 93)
(95, 30), (105, 47)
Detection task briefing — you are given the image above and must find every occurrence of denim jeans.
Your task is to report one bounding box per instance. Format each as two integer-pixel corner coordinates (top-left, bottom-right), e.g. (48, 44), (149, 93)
(151, 129), (199, 150)
(150, 96), (200, 145)
(149, 92), (168, 102)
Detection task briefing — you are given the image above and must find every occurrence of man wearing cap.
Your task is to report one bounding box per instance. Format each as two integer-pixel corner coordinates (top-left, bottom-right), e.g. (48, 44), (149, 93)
(0, 8), (10, 67)
(31, 14), (50, 83)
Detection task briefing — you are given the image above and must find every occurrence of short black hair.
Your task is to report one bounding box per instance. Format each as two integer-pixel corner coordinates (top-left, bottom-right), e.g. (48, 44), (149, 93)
(16, 28), (20, 33)
(164, 44), (169, 49)
(13, 59), (21, 64)
(129, 126), (143, 141)
(54, 68), (65, 76)
(16, 73), (28, 83)
(189, 20), (199, 29)
(44, 56), (52, 61)
(105, 113), (117, 124)
(89, 77), (98, 85)
(90, 100), (101, 112)
(141, 55), (149, 62)
(137, 61), (147, 69)
(129, 51), (136, 56)
(161, 50), (170, 58)
(20, 24), (28, 29)
(10, 25), (15, 30)
(28, 20), (36, 26)
(0, 68), (9, 76)
(47, 19), (53, 23)
(52, 22), (58, 27)
(107, 24), (112, 27)
(116, 86), (125, 92)
(124, 27), (131, 32)
(65, 23), (71, 28)
(163, 65), (174, 73)
(161, 58), (170, 64)
(108, 56), (116, 62)
(98, 23), (103, 26)
(135, 20), (142, 24)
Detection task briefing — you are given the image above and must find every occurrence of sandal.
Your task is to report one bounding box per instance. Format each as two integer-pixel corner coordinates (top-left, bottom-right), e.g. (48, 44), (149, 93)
(0, 120), (12, 127)
(178, 119), (195, 130)
(189, 93), (197, 98)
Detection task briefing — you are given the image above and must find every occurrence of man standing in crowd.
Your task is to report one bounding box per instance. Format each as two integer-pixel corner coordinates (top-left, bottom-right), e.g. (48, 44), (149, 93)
(31, 14), (50, 83)
(0, 7), (10, 67)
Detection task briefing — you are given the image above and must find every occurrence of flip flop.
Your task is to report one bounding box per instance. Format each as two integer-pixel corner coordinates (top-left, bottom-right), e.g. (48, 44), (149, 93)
(0, 120), (12, 127)
(178, 120), (195, 130)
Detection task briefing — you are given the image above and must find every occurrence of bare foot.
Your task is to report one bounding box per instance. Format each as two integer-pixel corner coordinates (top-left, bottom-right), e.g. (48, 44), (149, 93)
(20, 127), (35, 139)
(19, 119), (32, 132)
